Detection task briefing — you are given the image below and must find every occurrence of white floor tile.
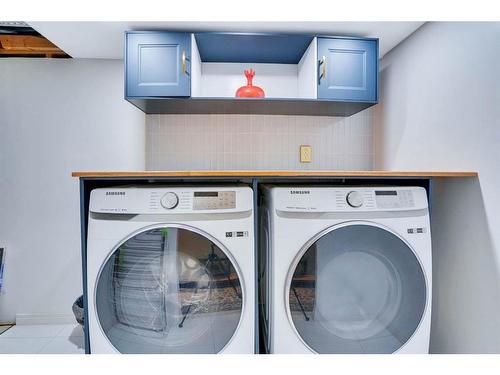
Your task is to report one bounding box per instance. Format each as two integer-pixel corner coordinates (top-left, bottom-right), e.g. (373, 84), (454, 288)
(39, 337), (85, 354)
(0, 324), (86, 354)
(0, 324), (67, 338)
(57, 324), (84, 338)
(0, 337), (52, 354)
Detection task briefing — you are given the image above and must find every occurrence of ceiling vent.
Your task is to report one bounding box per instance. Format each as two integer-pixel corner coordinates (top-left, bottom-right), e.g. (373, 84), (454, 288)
(0, 21), (30, 27)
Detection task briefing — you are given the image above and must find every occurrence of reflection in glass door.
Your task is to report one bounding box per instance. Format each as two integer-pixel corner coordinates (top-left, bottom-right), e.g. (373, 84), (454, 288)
(288, 224), (426, 354)
(95, 226), (243, 353)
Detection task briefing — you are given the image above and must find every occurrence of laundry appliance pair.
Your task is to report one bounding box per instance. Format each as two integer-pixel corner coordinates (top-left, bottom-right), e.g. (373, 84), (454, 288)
(85, 184), (432, 354)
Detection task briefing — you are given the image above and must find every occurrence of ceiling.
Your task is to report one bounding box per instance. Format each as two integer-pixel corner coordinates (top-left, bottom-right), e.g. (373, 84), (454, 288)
(29, 22), (425, 59)
(0, 21), (69, 58)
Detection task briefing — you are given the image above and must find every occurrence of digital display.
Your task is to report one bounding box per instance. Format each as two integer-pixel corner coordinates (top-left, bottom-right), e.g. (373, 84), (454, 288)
(194, 192), (219, 197)
(375, 191), (398, 196)
(193, 191), (235, 210)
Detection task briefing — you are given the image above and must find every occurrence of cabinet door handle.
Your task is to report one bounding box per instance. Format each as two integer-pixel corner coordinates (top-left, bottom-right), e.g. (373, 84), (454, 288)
(181, 50), (187, 75)
(319, 55), (327, 82)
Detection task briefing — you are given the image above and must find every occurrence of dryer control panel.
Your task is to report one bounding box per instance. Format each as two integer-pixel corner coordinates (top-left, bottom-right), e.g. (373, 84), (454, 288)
(271, 186), (427, 213)
(374, 189), (415, 209)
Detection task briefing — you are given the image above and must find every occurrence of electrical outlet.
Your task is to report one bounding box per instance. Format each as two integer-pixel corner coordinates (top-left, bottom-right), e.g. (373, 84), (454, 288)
(300, 145), (312, 163)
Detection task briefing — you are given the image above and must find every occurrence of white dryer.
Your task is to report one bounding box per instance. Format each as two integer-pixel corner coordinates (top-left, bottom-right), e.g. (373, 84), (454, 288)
(261, 186), (432, 354)
(87, 186), (254, 353)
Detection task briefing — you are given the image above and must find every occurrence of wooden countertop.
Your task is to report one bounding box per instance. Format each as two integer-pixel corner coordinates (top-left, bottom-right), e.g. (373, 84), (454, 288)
(72, 170), (478, 178)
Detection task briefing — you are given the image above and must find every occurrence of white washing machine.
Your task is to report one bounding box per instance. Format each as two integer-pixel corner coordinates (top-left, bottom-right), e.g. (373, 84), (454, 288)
(87, 186), (255, 353)
(261, 186), (432, 354)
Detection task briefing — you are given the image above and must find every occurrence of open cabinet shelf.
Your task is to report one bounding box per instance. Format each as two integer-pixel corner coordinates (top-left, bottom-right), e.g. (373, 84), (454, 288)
(190, 33), (318, 100)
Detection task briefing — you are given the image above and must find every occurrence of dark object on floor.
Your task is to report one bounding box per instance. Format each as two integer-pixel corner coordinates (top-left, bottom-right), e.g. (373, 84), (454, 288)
(0, 325), (13, 335)
(72, 295), (84, 326)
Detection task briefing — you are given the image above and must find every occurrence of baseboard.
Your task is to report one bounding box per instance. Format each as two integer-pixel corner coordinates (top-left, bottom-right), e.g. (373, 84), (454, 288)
(15, 313), (76, 325)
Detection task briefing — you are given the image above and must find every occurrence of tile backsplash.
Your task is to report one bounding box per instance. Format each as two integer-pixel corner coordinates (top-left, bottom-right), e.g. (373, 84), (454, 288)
(146, 110), (374, 170)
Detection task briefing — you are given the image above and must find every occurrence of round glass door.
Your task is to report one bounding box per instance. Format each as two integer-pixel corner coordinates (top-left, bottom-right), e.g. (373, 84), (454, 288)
(288, 223), (427, 354)
(95, 226), (243, 353)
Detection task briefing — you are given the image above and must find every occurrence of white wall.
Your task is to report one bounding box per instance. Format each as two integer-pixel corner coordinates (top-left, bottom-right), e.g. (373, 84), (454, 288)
(374, 22), (500, 352)
(146, 110), (374, 171)
(0, 59), (145, 324)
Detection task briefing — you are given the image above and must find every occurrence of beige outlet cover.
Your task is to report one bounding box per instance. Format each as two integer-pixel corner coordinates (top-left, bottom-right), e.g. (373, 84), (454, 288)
(300, 145), (312, 163)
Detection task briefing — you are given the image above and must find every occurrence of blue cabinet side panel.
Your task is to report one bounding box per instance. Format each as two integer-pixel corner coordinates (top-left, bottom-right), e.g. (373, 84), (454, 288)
(126, 32), (191, 97)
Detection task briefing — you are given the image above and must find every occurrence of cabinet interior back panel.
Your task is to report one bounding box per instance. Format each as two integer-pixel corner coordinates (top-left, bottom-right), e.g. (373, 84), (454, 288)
(196, 62), (300, 98)
(146, 111), (374, 171)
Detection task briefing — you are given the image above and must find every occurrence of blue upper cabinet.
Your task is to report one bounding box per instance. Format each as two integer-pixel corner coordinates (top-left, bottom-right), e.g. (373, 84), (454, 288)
(126, 32), (191, 97)
(124, 31), (380, 115)
(317, 37), (378, 102)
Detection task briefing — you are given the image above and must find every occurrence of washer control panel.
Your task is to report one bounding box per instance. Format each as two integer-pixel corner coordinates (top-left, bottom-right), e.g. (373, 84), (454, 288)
(90, 187), (250, 214)
(193, 191), (236, 210)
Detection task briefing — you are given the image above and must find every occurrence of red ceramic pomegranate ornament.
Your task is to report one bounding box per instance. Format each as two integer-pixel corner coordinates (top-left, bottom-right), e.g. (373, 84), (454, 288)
(235, 69), (265, 98)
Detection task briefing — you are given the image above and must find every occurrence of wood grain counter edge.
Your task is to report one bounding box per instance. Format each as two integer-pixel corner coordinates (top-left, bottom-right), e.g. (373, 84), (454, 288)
(71, 170), (478, 178)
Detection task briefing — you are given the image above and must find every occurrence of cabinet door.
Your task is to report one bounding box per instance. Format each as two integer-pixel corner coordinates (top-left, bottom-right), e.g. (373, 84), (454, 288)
(126, 32), (191, 97)
(317, 38), (378, 102)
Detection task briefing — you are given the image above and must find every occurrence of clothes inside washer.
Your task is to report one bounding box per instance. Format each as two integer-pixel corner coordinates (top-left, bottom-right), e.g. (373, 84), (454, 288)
(96, 227), (243, 353)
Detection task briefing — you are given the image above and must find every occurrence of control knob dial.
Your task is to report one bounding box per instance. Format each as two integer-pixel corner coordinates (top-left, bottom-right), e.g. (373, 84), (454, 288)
(161, 192), (179, 209)
(346, 191), (363, 208)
